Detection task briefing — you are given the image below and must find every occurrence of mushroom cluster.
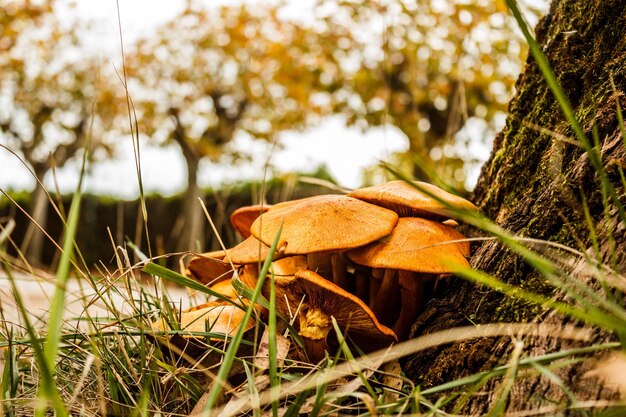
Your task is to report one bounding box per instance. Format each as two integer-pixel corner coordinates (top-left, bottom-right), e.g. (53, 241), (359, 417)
(178, 180), (476, 362)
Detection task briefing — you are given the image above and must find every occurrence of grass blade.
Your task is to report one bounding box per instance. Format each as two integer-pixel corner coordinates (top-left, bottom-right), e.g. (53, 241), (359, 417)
(454, 267), (626, 333)
(142, 263), (242, 308)
(2, 262), (67, 417)
(331, 317), (378, 403)
(34, 136), (91, 416)
(486, 340), (523, 417)
(421, 342), (618, 395)
(202, 224), (284, 412)
(268, 268), (279, 417)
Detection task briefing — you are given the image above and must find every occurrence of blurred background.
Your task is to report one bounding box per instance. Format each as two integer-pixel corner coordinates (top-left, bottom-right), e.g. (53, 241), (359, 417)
(0, 0), (546, 267)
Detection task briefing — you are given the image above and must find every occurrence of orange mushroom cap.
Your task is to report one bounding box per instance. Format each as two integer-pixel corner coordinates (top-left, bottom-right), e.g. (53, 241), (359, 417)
(348, 180), (478, 220)
(250, 195), (398, 255)
(267, 195), (323, 211)
(230, 204), (271, 238)
(227, 235), (273, 264)
(347, 217), (470, 273)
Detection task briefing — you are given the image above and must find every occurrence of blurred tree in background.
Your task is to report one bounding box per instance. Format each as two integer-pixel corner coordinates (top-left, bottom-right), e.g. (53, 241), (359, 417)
(124, 0), (540, 253)
(0, 0), (119, 263)
(126, 3), (343, 253)
(0, 0), (544, 263)
(313, 0), (541, 189)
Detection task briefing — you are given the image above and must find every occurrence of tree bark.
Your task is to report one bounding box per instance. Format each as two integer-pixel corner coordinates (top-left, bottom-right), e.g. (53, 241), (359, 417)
(403, 0), (626, 414)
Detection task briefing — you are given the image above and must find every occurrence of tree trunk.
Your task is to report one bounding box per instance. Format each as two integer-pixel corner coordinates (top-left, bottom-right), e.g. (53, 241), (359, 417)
(176, 151), (205, 254)
(403, 0), (626, 413)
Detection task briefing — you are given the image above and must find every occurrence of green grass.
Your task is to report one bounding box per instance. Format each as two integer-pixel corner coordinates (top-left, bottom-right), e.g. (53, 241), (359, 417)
(1, 179), (624, 416)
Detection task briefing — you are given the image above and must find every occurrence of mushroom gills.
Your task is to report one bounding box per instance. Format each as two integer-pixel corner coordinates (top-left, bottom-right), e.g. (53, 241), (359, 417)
(274, 269), (397, 364)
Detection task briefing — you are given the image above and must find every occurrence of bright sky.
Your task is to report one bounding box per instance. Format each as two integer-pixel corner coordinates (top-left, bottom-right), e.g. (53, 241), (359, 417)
(1, 118), (410, 198)
(10, 118), (408, 198)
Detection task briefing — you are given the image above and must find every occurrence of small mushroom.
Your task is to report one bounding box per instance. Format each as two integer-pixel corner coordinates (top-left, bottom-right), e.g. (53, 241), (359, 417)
(347, 217), (470, 340)
(238, 264), (261, 290)
(151, 300), (256, 360)
(348, 180), (478, 220)
(275, 269), (397, 363)
(230, 204), (271, 238)
(238, 256), (308, 299)
(153, 301), (254, 339)
(208, 279), (237, 300)
(182, 250), (231, 285)
(270, 256), (308, 280)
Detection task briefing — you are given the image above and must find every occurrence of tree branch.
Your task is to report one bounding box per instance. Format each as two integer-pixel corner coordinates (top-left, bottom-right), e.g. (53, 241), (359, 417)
(168, 107), (200, 164)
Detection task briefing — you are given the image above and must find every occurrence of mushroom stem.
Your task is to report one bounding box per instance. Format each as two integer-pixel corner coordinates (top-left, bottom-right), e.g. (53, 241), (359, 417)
(307, 253), (333, 279)
(331, 253), (349, 291)
(369, 269), (384, 309)
(301, 337), (330, 363)
(371, 269), (400, 326)
(344, 264), (356, 294)
(239, 264), (259, 288)
(298, 307), (332, 363)
(392, 271), (425, 340)
(354, 266), (370, 304)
